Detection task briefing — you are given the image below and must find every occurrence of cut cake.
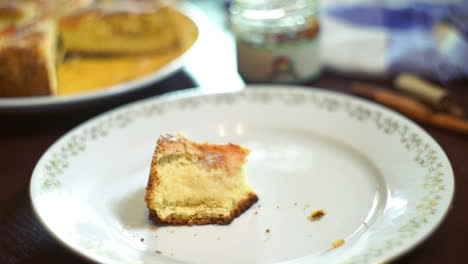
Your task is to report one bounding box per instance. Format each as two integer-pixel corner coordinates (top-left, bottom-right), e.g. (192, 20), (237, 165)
(145, 133), (258, 225)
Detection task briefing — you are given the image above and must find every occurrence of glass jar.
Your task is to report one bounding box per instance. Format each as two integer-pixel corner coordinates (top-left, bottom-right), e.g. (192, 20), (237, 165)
(230, 0), (322, 83)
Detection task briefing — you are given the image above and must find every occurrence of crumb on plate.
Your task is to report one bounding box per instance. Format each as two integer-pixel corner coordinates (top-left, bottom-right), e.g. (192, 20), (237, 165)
(155, 250), (163, 254)
(308, 209), (326, 221)
(266, 229), (270, 233)
(332, 239), (345, 249)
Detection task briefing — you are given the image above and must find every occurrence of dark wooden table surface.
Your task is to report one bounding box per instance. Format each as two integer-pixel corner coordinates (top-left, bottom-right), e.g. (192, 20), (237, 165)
(1, 1), (467, 263)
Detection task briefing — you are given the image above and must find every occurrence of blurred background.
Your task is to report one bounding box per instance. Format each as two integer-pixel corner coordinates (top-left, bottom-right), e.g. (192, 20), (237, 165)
(183, 0), (467, 128)
(193, 0), (468, 84)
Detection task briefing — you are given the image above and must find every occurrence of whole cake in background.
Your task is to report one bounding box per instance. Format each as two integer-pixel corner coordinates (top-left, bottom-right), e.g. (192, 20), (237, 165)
(0, 0), (180, 97)
(145, 133), (259, 225)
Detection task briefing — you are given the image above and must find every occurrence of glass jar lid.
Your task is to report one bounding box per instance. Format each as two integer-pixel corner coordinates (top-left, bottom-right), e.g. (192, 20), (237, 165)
(230, 0), (319, 33)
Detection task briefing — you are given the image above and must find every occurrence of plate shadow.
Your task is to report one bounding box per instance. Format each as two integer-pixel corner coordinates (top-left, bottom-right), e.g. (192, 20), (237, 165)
(114, 187), (150, 229)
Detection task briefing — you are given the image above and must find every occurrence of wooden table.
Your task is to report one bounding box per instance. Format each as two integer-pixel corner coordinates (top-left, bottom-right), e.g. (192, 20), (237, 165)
(1, 2), (467, 263)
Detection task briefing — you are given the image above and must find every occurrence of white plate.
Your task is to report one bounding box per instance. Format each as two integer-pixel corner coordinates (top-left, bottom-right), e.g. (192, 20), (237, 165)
(0, 3), (199, 111)
(30, 85), (454, 264)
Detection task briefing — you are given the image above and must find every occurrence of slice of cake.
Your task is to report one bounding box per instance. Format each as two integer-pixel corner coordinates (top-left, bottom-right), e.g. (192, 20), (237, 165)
(59, 0), (180, 55)
(145, 133), (258, 225)
(0, 19), (58, 97)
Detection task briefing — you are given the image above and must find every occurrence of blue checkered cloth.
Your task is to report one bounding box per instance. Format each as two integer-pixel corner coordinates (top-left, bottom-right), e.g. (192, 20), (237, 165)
(325, 1), (468, 83)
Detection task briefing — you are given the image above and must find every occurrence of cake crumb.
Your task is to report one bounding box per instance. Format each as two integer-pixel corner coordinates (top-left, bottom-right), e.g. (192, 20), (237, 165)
(155, 250), (163, 255)
(304, 203), (311, 208)
(276, 205), (280, 209)
(332, 239), (345, 249)
(150, 226), (159, 230)
(294, 202), (298, 206)
(122, 225), (130, 230)
(308, 209), (326, 221)
(193, 233), (197, 236)
(170, 253), (174, 256)
(265, 229), (271, 233)
(263, 237), (270, 242)
(154, 235), (158, 238)
(169, 230), (175, 234)
(140, 238), (144, 242)
(254, 211), (258, 215)
(363, 222), (368, 228)
(216, 236), (221, 240)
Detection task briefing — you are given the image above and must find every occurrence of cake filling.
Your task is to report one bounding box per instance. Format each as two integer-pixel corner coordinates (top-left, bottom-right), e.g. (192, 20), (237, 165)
(153, 153), (251, 219)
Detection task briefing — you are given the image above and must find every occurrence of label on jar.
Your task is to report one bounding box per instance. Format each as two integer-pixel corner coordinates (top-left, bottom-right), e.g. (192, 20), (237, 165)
(236, 38), (321, 83)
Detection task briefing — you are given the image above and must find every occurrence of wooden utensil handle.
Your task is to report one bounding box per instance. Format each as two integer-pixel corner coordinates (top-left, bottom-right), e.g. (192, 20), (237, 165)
(351, 82), (468, 134)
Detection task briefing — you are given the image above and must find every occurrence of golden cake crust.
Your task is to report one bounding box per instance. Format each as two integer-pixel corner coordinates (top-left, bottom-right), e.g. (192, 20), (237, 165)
(0, 0), (37, 29)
